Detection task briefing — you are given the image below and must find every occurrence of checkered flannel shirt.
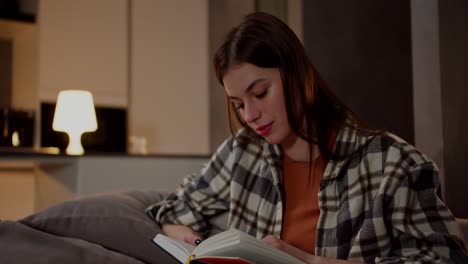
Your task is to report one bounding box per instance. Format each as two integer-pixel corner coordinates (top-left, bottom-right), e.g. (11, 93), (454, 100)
(147, 126), (467, 263)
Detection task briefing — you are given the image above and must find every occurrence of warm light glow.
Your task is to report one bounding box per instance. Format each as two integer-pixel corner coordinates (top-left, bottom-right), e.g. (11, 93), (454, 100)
(52, 90), (98, 155)
(12, 131), (20, 147)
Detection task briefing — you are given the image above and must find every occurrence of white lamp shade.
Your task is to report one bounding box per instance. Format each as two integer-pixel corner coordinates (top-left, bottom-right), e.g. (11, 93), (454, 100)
(52, 90), (98, 155)
(53, 90), (98, 133)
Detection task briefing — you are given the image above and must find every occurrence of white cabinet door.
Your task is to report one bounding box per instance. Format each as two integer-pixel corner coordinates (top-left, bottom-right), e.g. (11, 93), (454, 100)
(38, 0), (128, 108)
(130, 0), (210, 155)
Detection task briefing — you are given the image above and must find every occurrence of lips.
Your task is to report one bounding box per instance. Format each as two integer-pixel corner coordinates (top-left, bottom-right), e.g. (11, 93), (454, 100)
(256, 122), (273, 137)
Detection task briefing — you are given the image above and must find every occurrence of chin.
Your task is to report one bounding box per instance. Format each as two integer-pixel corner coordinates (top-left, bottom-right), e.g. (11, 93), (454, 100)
(262, 134), (283, 145)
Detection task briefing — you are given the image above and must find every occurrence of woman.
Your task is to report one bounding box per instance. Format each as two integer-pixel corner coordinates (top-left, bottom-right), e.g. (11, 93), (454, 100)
(147, 12), (467, 263)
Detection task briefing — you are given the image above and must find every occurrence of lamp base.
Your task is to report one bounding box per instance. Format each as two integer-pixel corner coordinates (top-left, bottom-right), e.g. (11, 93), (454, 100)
(65, 132), (85, 155)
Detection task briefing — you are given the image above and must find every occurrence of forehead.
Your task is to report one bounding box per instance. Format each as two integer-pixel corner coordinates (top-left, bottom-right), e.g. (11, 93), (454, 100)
(223, 63), (279, 96)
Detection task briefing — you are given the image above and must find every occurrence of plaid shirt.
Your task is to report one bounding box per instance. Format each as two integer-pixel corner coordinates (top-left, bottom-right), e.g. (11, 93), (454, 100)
(147, 126), (467, 263)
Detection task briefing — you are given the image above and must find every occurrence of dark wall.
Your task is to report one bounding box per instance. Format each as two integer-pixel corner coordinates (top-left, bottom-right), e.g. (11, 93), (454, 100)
(0, 0), (37, 22)
(0, 39), (12, 109)
(303, 1), (414, 143)
(439, 0), (468, 218)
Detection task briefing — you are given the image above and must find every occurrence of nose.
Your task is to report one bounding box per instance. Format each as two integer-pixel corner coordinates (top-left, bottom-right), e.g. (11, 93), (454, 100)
(243, 102), (261, 123)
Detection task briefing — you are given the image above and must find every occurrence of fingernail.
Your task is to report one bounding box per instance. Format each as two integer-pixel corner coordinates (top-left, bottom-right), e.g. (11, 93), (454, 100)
(195, 239), (202, 245)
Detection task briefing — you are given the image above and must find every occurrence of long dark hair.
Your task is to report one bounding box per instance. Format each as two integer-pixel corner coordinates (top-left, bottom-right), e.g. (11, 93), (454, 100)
(213, 12), (363, 161)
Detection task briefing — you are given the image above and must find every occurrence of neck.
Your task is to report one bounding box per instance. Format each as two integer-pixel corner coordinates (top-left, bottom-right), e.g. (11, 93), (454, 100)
(281, 135), (319, 162)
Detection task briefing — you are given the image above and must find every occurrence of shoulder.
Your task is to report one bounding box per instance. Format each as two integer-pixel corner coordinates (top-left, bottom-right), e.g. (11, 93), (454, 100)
(338, 126), (434, 167)
(365, 130), (434, 168)
(332, 127), (441, 203)
(350, 128), (439, 189)
(334, 126), (438, 185)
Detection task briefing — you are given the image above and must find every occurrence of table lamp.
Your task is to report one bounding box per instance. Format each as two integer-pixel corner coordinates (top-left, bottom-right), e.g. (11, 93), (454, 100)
(52, 90), (98, 155)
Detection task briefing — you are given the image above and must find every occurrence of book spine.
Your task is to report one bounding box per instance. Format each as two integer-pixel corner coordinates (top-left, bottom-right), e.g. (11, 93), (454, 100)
(185, 254), (195, 264)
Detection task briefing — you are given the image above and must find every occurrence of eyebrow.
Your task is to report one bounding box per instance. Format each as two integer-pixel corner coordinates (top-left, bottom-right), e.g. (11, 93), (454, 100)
(227, 78), (266, 100)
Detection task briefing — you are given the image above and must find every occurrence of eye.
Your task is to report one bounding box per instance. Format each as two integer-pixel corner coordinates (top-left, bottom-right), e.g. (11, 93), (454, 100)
(255, 90), (267, 99)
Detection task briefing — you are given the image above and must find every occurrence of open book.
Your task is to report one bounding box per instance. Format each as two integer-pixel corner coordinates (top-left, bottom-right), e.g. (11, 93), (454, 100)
(153, 228), (305, 264)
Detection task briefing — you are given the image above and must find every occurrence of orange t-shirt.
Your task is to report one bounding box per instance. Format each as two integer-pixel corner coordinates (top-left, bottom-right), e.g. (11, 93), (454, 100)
(281, 153), (326, 254)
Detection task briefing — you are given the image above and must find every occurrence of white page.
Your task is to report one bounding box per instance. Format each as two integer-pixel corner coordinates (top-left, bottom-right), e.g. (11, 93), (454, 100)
(193, 228), (304, 264)
(154, 234), (195, 263)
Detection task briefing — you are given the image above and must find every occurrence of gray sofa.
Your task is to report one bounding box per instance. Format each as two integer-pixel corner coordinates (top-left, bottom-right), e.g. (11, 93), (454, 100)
(0, 190), (226, 264)
(1, 190), (466, 263)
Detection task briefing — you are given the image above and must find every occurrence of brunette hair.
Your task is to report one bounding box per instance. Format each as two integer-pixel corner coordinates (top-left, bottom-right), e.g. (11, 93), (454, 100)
(213, 12), (363, 160)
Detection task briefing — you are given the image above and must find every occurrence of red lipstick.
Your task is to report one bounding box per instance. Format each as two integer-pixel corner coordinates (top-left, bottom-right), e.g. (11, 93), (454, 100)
(256, 122), (273, 137)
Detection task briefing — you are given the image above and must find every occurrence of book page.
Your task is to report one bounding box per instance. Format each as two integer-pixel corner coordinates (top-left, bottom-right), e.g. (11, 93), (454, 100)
(154, 234), (194, 263)
(192, 256), (254, 264)
(193, 228), (304, 264)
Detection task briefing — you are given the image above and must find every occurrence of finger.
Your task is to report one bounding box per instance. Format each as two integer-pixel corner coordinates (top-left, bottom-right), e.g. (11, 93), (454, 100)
(262, 235), (280, 242)
(263, 236), (311, 262)
(262, 235), (282, 249)
(184, 232), (204, 246)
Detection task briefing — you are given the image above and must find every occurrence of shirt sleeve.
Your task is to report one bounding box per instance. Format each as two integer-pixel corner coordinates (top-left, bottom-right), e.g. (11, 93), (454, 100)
(376, 161), (468, 263)
(145, 136), (236, 235)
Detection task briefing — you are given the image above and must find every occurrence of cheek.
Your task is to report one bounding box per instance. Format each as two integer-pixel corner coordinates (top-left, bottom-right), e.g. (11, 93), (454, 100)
(272, 91), (288, 119)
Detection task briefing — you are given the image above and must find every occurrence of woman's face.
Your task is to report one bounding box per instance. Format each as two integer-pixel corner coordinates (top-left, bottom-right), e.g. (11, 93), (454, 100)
(223, 63), (295, 146)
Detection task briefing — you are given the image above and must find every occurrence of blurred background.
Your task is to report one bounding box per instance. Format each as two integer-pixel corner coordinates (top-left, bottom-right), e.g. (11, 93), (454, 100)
(0, 0), (467, 217)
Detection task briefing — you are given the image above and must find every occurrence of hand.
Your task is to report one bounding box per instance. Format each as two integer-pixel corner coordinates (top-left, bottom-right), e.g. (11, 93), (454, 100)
(262, 235), (313, 263)
(161, 224), (203, 246)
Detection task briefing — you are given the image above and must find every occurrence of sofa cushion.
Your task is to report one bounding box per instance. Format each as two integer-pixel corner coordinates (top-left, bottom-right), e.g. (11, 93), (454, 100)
(20, 190), (179, 264)
(0, 220), (145, 264)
